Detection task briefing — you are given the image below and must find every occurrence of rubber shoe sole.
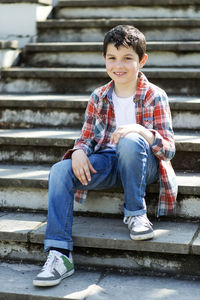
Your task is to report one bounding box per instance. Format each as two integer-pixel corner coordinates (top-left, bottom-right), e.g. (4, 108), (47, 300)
(130, 230), (154, 241)
(33, 268), (75, 287)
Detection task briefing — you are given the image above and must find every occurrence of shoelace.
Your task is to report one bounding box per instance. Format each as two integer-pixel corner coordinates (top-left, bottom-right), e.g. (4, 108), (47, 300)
(41, 251), (58, 273)
(123, 215), (152, 230)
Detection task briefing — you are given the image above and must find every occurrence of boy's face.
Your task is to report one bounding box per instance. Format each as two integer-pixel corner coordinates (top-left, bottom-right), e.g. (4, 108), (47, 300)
(104, 43), (147, 87)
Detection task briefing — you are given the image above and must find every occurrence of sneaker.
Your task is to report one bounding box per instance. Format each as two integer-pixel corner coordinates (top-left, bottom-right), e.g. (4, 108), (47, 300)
(33, 250), (74, 287)
(124, 214), (154, 241)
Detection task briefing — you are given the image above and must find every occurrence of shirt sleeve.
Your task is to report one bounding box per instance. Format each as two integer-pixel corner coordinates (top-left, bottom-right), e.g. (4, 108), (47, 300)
(63, 93), (97, 159)
(150, 92), (176, 161)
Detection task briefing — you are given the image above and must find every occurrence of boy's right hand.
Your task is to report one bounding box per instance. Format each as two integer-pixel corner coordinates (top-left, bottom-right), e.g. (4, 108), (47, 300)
(71, 149), (97, 186)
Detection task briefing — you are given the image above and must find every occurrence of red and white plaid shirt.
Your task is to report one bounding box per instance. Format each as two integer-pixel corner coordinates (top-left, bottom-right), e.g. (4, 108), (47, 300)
(64, 72), (178, 217)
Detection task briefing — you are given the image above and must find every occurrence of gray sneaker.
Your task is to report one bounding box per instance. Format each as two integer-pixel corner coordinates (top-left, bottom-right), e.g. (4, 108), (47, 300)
(33, 250), (74, 287)
(124, 214), (154, 241)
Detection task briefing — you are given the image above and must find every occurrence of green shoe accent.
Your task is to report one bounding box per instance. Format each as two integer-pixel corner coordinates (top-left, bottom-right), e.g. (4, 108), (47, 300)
(62, 255), (74, 272)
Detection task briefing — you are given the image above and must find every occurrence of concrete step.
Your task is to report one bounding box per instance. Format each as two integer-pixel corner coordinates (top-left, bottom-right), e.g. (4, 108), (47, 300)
(0, 212), (200, 276)
(37, 18), (200, 42)
(0, 128), (79, 164)
(1, 262), (200, 300)
(0, 128), (199, 169)
(1, 67), (200, 95)
(55, 0), (200, 19)
(24, 41), (200, 68)
(0, 163), (200, 219)
(0, 94), (87, 129)
(0, 94), (200, 130)
(0, 40), (20, 68)
(0, 0), (52, 4)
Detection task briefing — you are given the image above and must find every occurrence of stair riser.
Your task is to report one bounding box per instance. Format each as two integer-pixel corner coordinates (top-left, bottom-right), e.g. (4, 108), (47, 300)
(172, 111), (200, 130)
(0, 241), (200, 277)
(24, 51), (200, 68)
(1, 77), (200, 95)
(0, 108), (200, 130)
(37, 27), (200, 43)
(0, 187), (200, 220)
(0, 144), (199, 170)
(0, 145), (68, 164)
(1, 108), (200, 130)
(55, 6), (200, 19)
(0, 108), (85, 128)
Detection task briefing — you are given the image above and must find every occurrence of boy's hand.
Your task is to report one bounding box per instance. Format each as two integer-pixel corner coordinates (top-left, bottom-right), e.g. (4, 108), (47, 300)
(110, 124), (142, 145)
(71, 149), (97, 186)
(110, 124), (155, 146)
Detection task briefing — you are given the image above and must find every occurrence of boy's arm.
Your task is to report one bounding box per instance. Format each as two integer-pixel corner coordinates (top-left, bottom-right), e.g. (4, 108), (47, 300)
(110, 92), (175, 162)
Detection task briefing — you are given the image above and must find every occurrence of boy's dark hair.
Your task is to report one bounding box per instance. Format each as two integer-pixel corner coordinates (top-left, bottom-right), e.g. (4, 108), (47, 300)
(103, 25), (146, 62)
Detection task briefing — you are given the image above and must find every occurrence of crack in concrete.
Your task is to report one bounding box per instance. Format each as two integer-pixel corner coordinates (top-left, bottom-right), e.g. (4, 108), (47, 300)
(189, 223), (200, 254)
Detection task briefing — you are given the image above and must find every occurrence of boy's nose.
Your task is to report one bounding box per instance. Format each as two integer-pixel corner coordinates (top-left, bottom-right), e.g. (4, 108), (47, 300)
(115, 60), (123, 67)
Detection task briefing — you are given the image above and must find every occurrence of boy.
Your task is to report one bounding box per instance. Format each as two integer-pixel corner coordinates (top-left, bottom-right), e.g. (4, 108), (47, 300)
(33, 25), (177, 287)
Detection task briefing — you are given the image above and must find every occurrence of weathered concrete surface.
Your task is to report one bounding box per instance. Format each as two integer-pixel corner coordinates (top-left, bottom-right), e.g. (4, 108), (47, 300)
(1, 94), (200, 129)
(0, 213), (199, 256)
(0, 49), (20, 68)
(56, 6), (200, 19)
(0, 212), (46, 242)
(37, 19), (200, 43)
(26, 215), (199, 255)
(25, 41), (200, 52)
(0, 213), (200, 275)
(24, 41), (200, 68)
(0, 262), (200, 300)
(0, 164), (200, 218)
(0, 128), (199, 149)
(0, 128), (200, 167)
(25, 50), (200, 68)
(1, 67), (200, 95)
(0, 108), (84, 128)
(0, 94), (89, 108)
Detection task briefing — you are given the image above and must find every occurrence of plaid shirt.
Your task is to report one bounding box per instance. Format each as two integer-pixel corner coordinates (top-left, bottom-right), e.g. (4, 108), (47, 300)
(64, 72), (178, 217)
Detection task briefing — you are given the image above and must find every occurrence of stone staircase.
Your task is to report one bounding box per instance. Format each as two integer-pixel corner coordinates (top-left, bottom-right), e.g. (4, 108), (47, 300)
(0, 0), (200, 297)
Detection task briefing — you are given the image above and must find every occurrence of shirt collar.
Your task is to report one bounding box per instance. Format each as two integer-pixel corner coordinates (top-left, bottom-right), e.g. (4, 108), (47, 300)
(99, 71), (149, 103)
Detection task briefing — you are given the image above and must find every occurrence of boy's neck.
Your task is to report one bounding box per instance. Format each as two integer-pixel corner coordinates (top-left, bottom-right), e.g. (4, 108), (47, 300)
(113, 79), (138, 98)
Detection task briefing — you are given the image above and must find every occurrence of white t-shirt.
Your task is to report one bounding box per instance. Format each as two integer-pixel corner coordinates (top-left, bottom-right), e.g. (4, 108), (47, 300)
(106, 90), (136, 149)
(112, 90), (136, 128)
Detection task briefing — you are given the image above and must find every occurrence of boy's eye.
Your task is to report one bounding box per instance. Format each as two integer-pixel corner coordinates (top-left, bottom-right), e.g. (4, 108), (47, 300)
(125, 57), (132, 60)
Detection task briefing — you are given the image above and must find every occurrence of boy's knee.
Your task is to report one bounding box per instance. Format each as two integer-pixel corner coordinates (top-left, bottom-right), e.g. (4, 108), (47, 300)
(50, 160), (72, 179)
(117, 133), (147, 157)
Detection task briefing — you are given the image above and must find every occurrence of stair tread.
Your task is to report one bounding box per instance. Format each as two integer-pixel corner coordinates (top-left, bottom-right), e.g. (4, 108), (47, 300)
(1, 262), (200, 300)
(2, 67), (200, 79)
(37, 18), (200, 28)
(0, 127), (199, 144)
(0, 212), (199, 255)
(25, 41), (200, 52)
(0, 163), (199, 195)
(0, 94), (199, 110)
(57, 0), (198, 8)
(0, 0), (52, 4)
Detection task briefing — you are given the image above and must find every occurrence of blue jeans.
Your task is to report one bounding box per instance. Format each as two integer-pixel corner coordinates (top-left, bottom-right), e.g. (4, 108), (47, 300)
(44, 133), (159, 251)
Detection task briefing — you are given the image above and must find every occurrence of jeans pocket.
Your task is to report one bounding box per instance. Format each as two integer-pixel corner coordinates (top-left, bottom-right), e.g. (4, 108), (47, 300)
(89, 152), (117, 173)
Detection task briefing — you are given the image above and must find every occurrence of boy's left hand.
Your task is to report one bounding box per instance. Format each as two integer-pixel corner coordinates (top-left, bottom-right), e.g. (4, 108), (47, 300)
(110, 124), (155, 146)
(110, 124), (142, 145)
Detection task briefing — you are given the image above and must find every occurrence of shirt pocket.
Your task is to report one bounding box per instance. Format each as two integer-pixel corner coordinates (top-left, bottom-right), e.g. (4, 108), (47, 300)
(143, 116), (154, 129)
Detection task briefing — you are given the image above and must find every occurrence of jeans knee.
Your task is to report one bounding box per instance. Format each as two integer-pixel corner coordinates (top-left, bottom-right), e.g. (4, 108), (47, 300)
(117, 133), (147, 159)
(50, 160), (72, 182)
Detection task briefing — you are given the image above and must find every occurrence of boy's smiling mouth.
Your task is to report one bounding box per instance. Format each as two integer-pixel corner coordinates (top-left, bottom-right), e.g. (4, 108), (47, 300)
(114, 72), (127, 77)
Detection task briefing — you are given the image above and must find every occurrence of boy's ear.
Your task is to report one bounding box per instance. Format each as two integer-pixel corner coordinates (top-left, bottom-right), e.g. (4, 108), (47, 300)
(139, 54), (148, 68)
